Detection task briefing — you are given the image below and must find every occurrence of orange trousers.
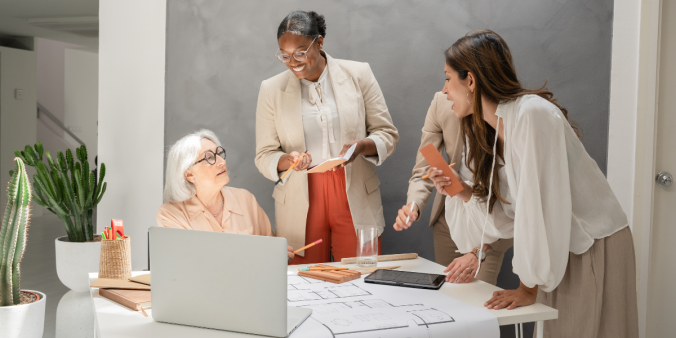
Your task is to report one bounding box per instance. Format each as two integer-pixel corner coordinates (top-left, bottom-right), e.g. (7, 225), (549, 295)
(290, 167), (381, 265)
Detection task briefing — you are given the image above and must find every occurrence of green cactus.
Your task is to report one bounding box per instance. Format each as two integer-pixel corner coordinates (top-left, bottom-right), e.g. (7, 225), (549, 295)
(12, 142), (106, 242)
(0, 158), (32, 306)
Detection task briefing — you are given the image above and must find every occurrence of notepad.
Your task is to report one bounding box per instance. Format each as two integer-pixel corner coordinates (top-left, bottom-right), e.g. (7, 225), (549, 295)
(99, 288), (151, 311)
(419, 143), (464, 197)
(129, 273), (151, 286)
(306, 143), (357, 174)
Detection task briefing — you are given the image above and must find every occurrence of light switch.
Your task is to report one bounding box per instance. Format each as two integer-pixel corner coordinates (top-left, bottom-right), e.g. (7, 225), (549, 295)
(14, 89), (24, 100)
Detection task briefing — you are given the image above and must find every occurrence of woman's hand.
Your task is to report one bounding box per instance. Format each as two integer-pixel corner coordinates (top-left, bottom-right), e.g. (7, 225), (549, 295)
(484, 282), (538, 310)
(427, 167), (472, 202)
(333, 139), (378, 170)
(278, 151), (312, 172)
(287, 246), (295, 260)
(393, 203), (418, 231)
(444, 253), (479, 283)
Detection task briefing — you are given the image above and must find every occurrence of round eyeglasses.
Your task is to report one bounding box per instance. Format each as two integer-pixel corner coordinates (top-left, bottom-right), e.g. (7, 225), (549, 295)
(192, 146), (226, 166)
(276, 36), (318, 63)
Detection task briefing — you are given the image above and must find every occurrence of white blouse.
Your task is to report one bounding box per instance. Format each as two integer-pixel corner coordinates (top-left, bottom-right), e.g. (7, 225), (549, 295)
(300, 65), (342, 167)
(445, 95), (628, 292)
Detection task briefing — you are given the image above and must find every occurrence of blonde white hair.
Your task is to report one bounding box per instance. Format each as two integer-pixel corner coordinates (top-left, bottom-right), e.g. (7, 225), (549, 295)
(164, 129), (222, 203)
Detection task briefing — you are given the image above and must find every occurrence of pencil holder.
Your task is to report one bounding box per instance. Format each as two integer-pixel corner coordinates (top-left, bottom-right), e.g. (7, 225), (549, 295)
(98, 236), (132, 280)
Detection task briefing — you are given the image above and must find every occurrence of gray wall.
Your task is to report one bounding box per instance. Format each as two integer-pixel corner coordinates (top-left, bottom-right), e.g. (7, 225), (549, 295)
(165, 0), (613, 261)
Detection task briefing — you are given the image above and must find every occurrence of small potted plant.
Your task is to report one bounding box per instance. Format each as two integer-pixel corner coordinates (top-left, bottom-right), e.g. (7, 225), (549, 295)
(13, 142), (107, 292)
(0, 158), (46, 338)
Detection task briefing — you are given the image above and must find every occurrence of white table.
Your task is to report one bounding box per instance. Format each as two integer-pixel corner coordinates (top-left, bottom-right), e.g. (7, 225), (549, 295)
(89, 258), (557, 338)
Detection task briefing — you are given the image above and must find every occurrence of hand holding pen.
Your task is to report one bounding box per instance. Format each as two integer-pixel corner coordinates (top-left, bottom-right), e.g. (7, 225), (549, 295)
(275, 151), (311, 185)
(393, 202), (418, 231)
(279, 151), (312, 172)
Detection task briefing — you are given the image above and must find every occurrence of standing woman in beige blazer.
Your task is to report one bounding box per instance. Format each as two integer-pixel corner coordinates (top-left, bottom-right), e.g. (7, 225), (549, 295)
(255, 11), (399, 264)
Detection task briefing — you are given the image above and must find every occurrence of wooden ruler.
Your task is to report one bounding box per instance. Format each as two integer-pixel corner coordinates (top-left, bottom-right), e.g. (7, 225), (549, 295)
(341, 253), (418, 265)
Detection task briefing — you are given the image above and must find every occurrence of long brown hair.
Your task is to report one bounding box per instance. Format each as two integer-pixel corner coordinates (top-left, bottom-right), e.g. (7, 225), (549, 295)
(445, 30), (582, 212)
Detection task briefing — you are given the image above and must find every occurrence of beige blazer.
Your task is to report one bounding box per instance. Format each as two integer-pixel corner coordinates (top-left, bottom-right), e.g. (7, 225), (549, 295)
(156, 186), (274, 236)
(406, 92), (463, 226)
(255, 52), (399, 254)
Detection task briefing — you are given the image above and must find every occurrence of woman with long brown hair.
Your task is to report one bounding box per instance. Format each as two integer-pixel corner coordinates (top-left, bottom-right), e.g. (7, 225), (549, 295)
(427, 30), (638, 337)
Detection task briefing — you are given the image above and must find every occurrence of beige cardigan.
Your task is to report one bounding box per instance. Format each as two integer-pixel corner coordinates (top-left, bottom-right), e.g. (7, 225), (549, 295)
(255, 52), (399, 254)
(406, 92), (463, 226)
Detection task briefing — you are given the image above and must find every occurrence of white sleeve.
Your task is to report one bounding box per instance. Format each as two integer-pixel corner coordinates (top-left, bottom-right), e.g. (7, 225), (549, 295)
(445, 191), (514, 254)
(510, 100), (572, 292)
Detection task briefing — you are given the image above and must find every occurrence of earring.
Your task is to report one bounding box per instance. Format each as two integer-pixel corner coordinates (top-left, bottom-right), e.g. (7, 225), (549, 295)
(466, 92), (471, 105)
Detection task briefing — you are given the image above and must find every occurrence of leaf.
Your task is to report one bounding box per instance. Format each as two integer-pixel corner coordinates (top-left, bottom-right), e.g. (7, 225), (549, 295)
(66, 149), (74, 171)
(94, 182), (107, 205)
(23, 146), (38, 166)
(35, 141), (44, 159)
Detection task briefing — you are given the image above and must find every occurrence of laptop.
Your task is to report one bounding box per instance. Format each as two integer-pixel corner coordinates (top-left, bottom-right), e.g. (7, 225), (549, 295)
(149, 227), (312, 337)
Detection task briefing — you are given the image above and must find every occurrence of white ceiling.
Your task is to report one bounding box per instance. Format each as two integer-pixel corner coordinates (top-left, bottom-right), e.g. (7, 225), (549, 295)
(0, 0), (99, 51)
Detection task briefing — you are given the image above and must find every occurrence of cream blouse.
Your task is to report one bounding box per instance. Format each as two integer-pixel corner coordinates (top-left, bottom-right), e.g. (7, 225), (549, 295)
(300, 64), (342, 166)
(156, 186), (273, 236)
(445, 95), (628, 292)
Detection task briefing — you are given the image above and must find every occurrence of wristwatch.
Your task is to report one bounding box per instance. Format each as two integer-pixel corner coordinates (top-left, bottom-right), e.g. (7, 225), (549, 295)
(472, 247), (487, 262)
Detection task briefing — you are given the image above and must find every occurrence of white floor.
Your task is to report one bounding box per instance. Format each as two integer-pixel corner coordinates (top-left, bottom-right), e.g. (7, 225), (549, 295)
(21, 211), (95, 338)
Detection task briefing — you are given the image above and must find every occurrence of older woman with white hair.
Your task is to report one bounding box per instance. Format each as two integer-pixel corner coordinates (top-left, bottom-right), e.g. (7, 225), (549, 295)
(157, 129), (295, 259)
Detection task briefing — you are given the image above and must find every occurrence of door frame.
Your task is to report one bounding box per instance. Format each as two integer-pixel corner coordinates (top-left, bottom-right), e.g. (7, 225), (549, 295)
(608, 1), (663, 337)
(635, 1), (662, 337)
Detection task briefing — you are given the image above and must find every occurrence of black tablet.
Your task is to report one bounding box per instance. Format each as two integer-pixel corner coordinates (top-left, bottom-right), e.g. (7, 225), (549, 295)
(364, 270), (445, 290)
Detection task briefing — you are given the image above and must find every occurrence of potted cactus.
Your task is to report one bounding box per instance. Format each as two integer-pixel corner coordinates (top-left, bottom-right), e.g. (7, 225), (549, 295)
(0, 158), (46, 338)
(13, 142), (107, 292)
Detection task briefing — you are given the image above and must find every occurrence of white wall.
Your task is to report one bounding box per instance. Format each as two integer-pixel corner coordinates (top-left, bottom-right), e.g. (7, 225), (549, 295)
(0, 45), (37, 209)
(36, 38), (69, 122)
(65, 48), (98, 167)
(35, 38), (80, 164)
(98, 0), (166, 270)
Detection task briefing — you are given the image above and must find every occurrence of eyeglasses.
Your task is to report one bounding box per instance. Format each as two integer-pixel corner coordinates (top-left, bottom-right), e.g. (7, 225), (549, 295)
(276, 36), (318, 63)
(192, 146), (226, 167)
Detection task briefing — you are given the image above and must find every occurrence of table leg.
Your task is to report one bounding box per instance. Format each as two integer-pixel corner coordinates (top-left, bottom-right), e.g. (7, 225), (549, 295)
(536, 320), (544, 338)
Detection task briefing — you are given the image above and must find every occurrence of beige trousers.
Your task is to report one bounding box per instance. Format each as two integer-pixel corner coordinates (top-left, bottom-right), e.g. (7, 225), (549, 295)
(535, 226), (639, 338)
(432, 204), (514, 285)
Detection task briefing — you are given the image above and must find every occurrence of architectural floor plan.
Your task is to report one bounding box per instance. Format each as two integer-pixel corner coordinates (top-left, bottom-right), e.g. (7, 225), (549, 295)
(287, 275), (498, 338)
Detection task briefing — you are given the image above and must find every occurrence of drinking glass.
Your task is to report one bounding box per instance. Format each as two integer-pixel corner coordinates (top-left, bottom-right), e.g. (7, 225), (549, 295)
(357, 228), (378, 267)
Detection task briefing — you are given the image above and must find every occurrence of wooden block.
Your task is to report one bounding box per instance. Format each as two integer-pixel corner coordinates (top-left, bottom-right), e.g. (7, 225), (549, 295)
(298, 264), (362, 284)
(341, 253), (418, 265)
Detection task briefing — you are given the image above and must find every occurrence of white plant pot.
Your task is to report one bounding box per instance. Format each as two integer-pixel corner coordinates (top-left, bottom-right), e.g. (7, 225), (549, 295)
(55, 236), (101, 292)
(0, 290), (46, 338)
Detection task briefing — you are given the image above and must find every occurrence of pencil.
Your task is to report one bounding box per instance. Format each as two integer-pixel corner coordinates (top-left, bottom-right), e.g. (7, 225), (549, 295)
(275, 152), (307, 185)
(413, 163), (455, 182)
(405, 201), (415, 225)
(299, 267), (349, 271)
(293, 238), (323, 254)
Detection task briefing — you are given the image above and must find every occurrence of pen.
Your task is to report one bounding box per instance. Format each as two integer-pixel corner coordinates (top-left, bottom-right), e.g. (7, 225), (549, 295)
(413, 163), (455, 182)
(405, 201), (415, 225)
(293, 238), (323, 254)
(275, 152), (307, 185)
(299, 267), (349, 271)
